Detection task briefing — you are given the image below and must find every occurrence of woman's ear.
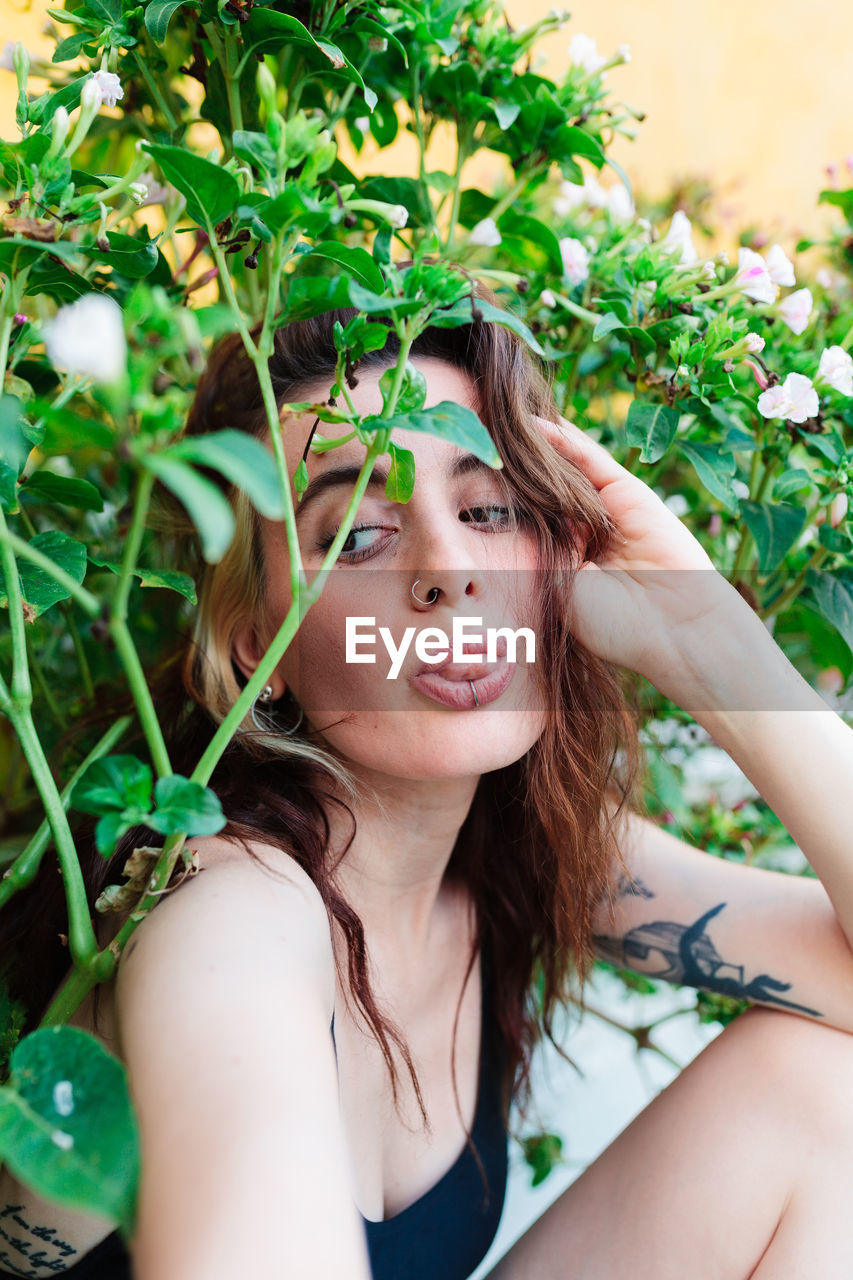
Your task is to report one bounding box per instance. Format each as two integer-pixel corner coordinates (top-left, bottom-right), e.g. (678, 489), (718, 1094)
(231, 622), (286, 699)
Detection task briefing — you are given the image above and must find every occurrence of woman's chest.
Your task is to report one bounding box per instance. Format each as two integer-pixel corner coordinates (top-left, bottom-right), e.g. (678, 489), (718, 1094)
(333, 946), (485, 1223)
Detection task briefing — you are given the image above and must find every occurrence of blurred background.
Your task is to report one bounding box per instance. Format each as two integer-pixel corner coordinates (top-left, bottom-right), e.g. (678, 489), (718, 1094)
(4, 0), (853, 249)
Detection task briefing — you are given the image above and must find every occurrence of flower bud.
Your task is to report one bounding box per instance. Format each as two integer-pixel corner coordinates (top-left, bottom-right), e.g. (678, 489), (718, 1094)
(48, 105), (70, 156)
(12, 41), (30, 85)
(256, 61), (277, 115)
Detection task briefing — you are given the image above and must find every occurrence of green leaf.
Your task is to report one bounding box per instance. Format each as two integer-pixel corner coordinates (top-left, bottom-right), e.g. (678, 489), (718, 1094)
(233, 129), (278, 175)
(592, 312), (625, 342)
(772, 469), (813, 501)
(625, 402), (679, 464)
(739, 501), (807, 572)
(363, 402), (501, 468)
(280, 273), (357, 324)
(427, 297), (544, 358)
(26, 77), (85, 127)
(149, 776), (226, 837)
(144, 455), (235, 564)
(385, 441), (415, 503)
(306, 241), (385, 294)
(497, 211), (563, 276)
(71, 755), (153, 816)
(492, 101), (521, 129)
(803, 568), (853, 654)
(0, 462), (18, 515)
(94, 811), (141, 858)
(0, 530), (87, 617)
(521, 1132), (564, 1188)
(21, 472), (104, 512)
(166, 429), (285, 520)
(818, 188), (853, 219)
(0, 395), (31, 475)
(142, 144), (240, 229)
(145, 0), (194, 41)
(379, 361), (426, 415)
(0, 1027), (139, 1230)
(87, 558), (197, 604)
(678, 441), (739, 514)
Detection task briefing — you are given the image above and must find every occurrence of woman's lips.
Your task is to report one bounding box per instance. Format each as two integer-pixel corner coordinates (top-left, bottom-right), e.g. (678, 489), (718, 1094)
(410, 657), (514, 709)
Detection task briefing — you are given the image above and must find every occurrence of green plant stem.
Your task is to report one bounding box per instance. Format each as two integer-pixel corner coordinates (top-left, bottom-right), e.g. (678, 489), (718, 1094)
(8, 708), (98, 965)
(486, 167), (536, 229)
(191, 422), (394, 788)
(758, 544), (830, 620)
(445, 124), (474, 254)
(224, 29), (244, 135)
(0, 313), (14, 386)
(25, 628), (63, 727)
(108, 618), (171, 777)
(0, 716), (132, 910)
(554, 293), (602, 326)
(136, 39), (179, 133)
(63, 605), (95, 703)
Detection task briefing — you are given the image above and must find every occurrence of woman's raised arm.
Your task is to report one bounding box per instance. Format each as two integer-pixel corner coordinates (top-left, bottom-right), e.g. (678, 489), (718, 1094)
(114, 849), (370, 1280)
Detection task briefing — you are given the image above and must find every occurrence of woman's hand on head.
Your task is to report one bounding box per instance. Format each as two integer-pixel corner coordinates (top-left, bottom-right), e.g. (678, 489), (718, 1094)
(533, 415), (743, 687)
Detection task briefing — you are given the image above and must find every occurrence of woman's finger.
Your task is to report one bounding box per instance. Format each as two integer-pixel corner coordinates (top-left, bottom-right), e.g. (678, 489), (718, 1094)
(532, 415), (633, 490)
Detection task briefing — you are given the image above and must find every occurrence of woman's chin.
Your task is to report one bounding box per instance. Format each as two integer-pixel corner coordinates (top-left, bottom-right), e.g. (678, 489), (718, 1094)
(316, 708), (545, 781)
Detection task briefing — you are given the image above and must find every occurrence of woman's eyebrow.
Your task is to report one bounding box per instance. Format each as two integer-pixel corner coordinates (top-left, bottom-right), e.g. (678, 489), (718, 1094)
(293, 451), (495, 521)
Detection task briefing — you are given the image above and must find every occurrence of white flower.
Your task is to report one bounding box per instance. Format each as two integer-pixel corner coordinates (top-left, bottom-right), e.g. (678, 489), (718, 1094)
(764, 243), (796, 287)
(568, 33), (605, 74)
(388, 204), (408, 229)
(354, 116), (369, 133)
(539, 289), (557, 308)
(128, 181), (149, 205)
(757, 372), (819, 423)
(468, 217), (501, 248)
(777, 287), (813, 335)
(553, 174), (608, 217)
(43, 294), (127, 384)
(607, 183), (634, 220)
(817, 345), (853, 395)
(734, 247), (777, 304)
(559, 236), (590, 286)
(133, 171), (170, 206)
(661, 210), (698, 266)
(663, 494), (689, 517)
(83, 69), (124, 111)
(744, 333), (765, 354)
(616, 43), (631, 63)
(702, 260), (717, 281)
(830, 493), (849, 527)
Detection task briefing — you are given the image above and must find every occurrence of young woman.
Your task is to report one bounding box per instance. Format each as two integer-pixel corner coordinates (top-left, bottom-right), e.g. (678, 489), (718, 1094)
(3, 289), (853, 1280)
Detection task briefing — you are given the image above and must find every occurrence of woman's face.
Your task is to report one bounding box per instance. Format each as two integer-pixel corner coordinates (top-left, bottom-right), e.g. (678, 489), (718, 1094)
(234, 356), (547, 782)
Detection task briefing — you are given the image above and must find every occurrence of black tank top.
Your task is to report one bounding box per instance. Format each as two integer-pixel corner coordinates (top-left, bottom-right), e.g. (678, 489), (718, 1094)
(0, 947), (508, 1279)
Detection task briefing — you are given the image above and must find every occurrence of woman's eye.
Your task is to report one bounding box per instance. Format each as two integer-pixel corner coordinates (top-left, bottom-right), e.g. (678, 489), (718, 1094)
(460, 503), (515, 528)
(314, 524), (392, 563)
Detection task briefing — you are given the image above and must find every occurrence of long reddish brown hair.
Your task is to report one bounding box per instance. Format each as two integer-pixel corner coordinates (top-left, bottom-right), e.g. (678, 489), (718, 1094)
(2, 281), (642, 1135)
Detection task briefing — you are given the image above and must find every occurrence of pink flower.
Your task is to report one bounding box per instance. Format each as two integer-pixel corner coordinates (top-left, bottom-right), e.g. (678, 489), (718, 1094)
(734, 248), (777, 304)
(764, 244), (796, 287)
(744, 333), (765, 354)
(817, 345), (853, 395)
(539, 289), (557, 309)
(777, 287), (813, 335)
(757, 372), (819, 423)
(661, 210), (698, 266)
(559, 236), (590, 286)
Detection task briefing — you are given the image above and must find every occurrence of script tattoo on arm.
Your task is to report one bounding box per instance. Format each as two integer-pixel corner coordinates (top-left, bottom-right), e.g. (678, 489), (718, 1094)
(593, 900), (823, 1017)
(0, 1205), (78, 1276)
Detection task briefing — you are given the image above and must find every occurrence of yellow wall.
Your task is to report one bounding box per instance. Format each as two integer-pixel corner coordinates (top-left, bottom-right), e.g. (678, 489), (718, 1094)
(3, 0), (853, 249)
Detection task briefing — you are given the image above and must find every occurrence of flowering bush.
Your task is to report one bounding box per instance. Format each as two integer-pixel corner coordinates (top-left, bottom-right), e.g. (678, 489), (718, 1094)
(0, 0), (851, 1225)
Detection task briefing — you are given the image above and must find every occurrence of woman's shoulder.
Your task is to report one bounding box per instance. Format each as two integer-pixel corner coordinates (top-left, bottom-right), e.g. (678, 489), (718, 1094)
(115, 834), (335, 1000)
